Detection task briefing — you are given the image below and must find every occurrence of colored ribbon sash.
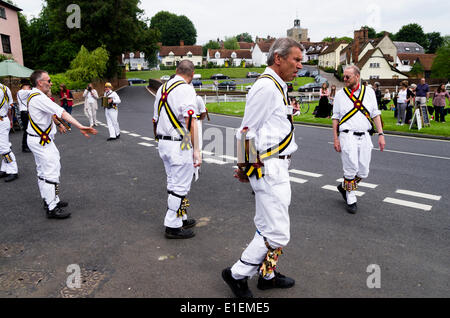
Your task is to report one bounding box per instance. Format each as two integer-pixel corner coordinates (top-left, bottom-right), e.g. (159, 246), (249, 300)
(27, 92), (52, 146)
(339, 85), (375, 132)
(0, 84), (9, 111)
(244, 74), (294, 179)
(157, 80), (192, 150)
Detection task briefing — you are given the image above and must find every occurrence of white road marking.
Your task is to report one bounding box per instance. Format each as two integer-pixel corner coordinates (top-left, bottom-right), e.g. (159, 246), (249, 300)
(203, 158), (227, 165)
(327, 142), (450, 160)
(322, 185), (365, 196)
(219, 154), (237, 161)
(289, 169), (322, 178)
(383, 197), (432, 211)
(138, 142), (154, 147)
(121, 130), (130, 134)
(395, 189), (441, 201)
(290, 176), (308, 184)
(336, 178), (378, 189)
(129, 133), (141, 137)
(141, 137), (154, 141)
(202, 150), (214, 155)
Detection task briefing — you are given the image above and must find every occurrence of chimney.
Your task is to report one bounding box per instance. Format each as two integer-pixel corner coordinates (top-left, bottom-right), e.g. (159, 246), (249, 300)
(363, 27), (368, 41)
(352, 30), (362, 64)
(180, 40), (184, 46)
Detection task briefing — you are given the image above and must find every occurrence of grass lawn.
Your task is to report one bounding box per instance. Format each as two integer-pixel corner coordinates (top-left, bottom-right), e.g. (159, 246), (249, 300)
(206, 101), (450, 137)
(127, 68), (315, 89)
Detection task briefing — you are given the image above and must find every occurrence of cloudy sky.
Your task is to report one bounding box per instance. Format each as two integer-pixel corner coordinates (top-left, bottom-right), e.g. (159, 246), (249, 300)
(13, 0), (449, 44)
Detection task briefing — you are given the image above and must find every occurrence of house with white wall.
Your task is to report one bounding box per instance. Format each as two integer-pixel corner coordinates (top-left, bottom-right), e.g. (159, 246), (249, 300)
(207, 49), (253, 67)
(158, 41), (203, 67)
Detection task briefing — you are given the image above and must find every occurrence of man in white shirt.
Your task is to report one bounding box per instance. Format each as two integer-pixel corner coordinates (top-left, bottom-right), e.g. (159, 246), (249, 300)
(0, 82), (18, 182)
(83, 83), (99, 127)
(153, 60), (202, 239)
(17, 79), (32, 153)
(222, 38), (302, 298)
(27, 70), (97, 219)
(103, 82), (121, 141)
(332, 65), (385, 214)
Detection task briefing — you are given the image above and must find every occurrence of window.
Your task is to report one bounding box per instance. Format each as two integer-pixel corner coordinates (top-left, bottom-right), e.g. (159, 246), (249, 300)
(166, 61), (173, 66)
(187, 51), (193, 58)
(130, 52), (134, 59)
(402, 60), (410, 65)
(215, 51), (220, 59)
(405, 47), (410, 51)
(1, 34), (11, 54)
(370, 75), (380, 79)
(0, 7), (6, 19)
(231, 52), (237, 59)
(415, 48), (420, 51)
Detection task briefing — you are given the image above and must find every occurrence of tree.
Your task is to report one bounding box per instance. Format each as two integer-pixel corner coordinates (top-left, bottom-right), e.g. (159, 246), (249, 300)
(235, 33), (252, 43)
(322, 36), (352, 43)
(202, 40), (221, 57)
(150, 11), (197, 46)
(431, 43), (450, 79)
(223, 36), (239, 50)
(426, 32), (444, 53)
(66, 46), (109, 82)
(394, 23), (428, 49)
(409, 61), (424, 78)
(19, 0), (160, 76)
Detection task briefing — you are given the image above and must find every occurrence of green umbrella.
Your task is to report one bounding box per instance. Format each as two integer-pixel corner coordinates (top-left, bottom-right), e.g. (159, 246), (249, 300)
(0, 59), (34, 87)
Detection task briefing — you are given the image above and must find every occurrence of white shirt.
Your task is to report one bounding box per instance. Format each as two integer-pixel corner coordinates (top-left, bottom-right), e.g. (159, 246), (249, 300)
(104, 90), (121, 104)
(196, 95), (206, 116)
(153, 75), (198, 138)
(83, 89), (99, 103)
(397, 89), (407, 103)
(236, 67), (298, 156)
(26, 88), (64, 138)
(332, 84), (381, 132)
(0, 83), (14, 117)
(17, 89), (31, 112)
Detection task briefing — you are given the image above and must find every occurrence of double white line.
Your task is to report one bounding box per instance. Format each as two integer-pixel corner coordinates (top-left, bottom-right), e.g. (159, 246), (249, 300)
(383, 190), (441, 211)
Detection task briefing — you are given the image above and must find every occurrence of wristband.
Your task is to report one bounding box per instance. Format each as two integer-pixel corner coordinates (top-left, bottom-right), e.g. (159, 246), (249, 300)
(378, 132), (384, 136)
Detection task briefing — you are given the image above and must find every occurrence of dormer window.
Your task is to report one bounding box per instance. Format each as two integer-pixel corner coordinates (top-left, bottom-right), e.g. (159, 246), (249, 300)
(140, 52), (145, 58)
(405, 47), (410, 51)
(215, 51), (220, 59)
(415, 48), (420, 51)
(169, 51), (175, 56)
(187, 51), (193, 58)
(231, 52), (237, 59)
(130, 52), (134, 58)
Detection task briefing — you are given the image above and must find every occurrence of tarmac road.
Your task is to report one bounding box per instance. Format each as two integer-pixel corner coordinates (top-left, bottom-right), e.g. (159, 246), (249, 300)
(1, 86), (449, 298)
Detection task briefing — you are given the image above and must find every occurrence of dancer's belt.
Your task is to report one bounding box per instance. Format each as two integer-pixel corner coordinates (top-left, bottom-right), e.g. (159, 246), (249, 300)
(340, 130), (368, 136)
(155, 134), (182, 141)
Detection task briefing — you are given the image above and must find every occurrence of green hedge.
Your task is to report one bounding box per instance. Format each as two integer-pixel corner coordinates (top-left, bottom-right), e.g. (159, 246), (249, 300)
(49, 73), (88, 94)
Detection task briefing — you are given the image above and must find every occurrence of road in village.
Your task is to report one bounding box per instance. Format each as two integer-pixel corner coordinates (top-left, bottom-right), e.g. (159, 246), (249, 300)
(1, 85), (449, 298)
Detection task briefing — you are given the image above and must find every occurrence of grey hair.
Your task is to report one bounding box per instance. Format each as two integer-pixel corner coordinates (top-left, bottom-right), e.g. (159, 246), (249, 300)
(176, 60), (195, 76)
(30, 70), (48, 87)
(344, 65), (361, 76)
(267, 38), (304, 66)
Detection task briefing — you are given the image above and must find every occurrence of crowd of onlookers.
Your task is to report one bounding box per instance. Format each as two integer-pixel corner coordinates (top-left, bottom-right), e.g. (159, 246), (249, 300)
(312, 78), (450, 125)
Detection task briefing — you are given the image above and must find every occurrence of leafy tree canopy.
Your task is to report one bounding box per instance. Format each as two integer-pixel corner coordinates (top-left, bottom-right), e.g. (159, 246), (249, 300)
(150, 11), (197, 46)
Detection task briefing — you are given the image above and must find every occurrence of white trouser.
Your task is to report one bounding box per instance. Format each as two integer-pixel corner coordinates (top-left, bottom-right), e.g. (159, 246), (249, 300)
(105, 108), (120, 138)
(231, 158), (291, 278)
(0, 118), (18, 174)
(339, 131), (373, 204)
(84, 101), (97, 127)
(158, 139), (194, 228)
(416, 96), (427, 107)
(27, 135), (61, 210)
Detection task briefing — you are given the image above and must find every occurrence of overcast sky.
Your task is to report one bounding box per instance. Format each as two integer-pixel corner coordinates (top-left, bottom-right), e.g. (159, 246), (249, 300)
(13, 0), (450, 44)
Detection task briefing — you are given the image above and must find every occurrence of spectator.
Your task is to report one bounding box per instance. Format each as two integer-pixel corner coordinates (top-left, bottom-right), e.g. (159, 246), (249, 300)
(47, 90), (55, 102)
(315, 82), (331, 118)
(83, 83), (99, 127)
(16, 79), (32, 153)
(433, 83), (450, 122)
(381, 89), (391, 110)
(59, 84), (73, 127)
(396, 81), (410, 125)
(405, 83), (416, 124)
(329, 84), (336, 107)
(374, 82), (382, 109)
(415, 78), (432, 116)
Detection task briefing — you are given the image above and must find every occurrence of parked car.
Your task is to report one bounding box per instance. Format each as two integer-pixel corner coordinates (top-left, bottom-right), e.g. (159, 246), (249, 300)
(128, 78), (146, 85)
(297, 69), (310, 77)
(210, 73), (230, 80)
(287, 82), (293, 92)
(218, 80), (236, 90)
(192, 79), (202, 87)
(315, 76), (328, 84)
(160, 75), (171, 81)
(246, 72), (260, 78)
(310, 70), (319, 77)
(298, 82), (323, 92)
(193, 74), (202, 80)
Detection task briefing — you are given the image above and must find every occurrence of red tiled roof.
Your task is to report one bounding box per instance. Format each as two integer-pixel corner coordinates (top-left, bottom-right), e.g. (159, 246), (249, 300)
(398, 53), (436, 71)
(159, 45), (203, 57)
(238, 42), (255, 50)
